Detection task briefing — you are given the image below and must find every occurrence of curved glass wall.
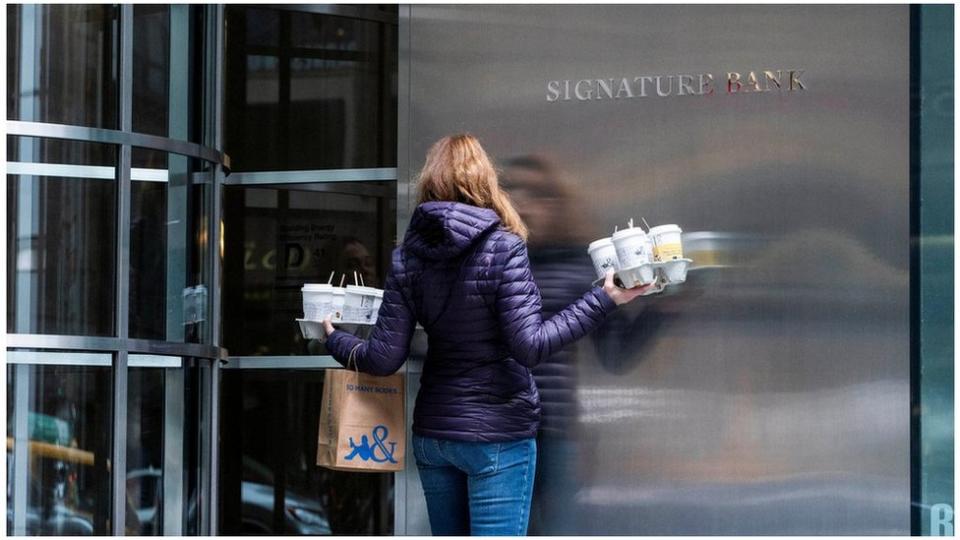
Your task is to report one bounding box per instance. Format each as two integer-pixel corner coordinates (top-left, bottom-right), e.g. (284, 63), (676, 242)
(6, 4), (227, 536)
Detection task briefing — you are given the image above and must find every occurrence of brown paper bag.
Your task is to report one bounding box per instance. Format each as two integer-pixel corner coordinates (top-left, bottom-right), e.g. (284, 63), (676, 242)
(316, 346), (405, 472)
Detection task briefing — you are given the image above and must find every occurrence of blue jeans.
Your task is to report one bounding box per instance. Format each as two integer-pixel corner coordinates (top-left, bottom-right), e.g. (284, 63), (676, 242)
(412, 433), (537, 536)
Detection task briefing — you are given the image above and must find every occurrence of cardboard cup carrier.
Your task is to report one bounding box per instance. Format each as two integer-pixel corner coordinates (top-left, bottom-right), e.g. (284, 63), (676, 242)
(586, 220), (692, 292)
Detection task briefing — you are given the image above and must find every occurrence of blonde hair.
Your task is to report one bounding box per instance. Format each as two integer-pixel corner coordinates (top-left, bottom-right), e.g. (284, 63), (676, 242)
(416, 134), (529, 242)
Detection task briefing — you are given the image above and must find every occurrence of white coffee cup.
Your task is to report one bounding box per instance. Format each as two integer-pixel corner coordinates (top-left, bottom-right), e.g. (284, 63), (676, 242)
(331, 288), (346, 322)
(587, 237), (620, 281)
(648, 224), (683, 261)
(611, 226), (653, 269)
(343, 285), (385, 324)
(301, 283), (334, 320)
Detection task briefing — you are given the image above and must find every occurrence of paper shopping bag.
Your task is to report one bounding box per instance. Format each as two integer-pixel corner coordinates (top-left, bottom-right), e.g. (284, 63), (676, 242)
(316, 351), (405, 472)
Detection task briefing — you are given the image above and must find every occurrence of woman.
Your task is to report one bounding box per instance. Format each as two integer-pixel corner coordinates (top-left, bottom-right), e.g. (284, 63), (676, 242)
(322, 134), (651, 536)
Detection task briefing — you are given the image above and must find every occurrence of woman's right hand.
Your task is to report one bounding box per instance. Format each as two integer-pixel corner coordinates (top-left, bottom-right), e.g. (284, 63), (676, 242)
(602, 269), (655, 305)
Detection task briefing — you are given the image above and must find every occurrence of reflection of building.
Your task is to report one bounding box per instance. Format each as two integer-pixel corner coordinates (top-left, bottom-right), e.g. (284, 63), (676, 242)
(5, 3), (953, 537)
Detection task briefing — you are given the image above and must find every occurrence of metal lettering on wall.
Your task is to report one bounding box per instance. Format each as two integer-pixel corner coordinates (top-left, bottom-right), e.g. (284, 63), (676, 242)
(400, 5), (909, 535)
(546, 69), (806, 101)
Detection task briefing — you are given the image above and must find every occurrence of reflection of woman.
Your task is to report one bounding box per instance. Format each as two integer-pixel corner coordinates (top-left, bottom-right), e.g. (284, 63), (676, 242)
(321, 134), (651, 535)
(499, 155), (595, 534)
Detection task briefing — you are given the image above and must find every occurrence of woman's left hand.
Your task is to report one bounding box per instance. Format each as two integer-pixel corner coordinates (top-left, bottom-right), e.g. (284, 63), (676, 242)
(322, 314), (336, 337)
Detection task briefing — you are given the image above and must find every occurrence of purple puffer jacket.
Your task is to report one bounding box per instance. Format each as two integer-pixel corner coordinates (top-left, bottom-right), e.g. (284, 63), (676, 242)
(326, 201), (617, 442)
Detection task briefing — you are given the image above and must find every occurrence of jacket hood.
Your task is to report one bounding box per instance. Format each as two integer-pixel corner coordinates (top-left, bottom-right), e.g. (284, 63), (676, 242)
(403, 201), (502, 260)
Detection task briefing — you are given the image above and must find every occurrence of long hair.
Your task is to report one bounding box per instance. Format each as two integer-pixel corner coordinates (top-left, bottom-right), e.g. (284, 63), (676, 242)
(416, 134), (529, 242)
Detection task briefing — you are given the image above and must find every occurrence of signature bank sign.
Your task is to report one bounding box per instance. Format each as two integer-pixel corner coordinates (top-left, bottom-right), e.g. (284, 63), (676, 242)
(546, 69), (806, 101)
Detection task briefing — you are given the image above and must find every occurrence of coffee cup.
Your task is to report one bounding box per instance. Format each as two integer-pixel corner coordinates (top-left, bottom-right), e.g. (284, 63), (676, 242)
(301, 283), (334, 320)
(648, 224), (683, 261)
(587, 237), (620, 281)
(611, 225), (655, 287)
(331, 288), (346, 322)
(612, 226), (653, 269)
(343, 285), (385, 324)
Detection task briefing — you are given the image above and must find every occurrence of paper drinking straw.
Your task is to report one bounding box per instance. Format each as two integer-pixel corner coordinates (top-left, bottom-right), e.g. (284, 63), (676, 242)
(628, 218), (634, 229)
(327, 270), (335, 284)
(353, 271), (358, 286)
(339, 274), (346, 287)
(359, 273), (365, 287)
(641, 217), (651, 231)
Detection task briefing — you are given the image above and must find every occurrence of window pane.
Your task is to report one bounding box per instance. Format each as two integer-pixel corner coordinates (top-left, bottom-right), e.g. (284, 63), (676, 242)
(219, 369), (393, 535)
(222, 183), (396, 356)
(7, 4), (118, 129)
(129, 149), (213, 343)
(7, 364), (16, 536)
(126, 367), (165, 536)
(132, 5), (204, 143)
(224, 7), (398, 171)
(6, 139), (118, 336)
(132, 5), (170, 137)
(15, 362), (113, 535)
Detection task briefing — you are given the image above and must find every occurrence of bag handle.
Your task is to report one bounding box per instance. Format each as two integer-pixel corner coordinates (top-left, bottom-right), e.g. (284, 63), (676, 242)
(345, 342), (363, 377)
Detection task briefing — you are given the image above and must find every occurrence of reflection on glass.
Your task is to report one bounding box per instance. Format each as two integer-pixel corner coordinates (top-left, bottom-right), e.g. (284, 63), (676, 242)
(7, 364), (15, 536)
(219, 370), (392, 535)
(132, 5), (204, 143)
(126, 368), (165, 536)
(6, 139), (118, 336)
(132, 5), (171, 137)
(7, 136), (115, 168)
(129, 149), (212, 343)
(18, 363), (113, 535)
(222, 184), (396, 356)
(224, 7), (398, 171)
(7, 4), (118, 128)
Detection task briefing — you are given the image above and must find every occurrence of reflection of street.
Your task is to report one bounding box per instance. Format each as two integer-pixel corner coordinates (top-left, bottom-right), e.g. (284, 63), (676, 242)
(219, 369), (391, 535)
(5, 426), (139, 535)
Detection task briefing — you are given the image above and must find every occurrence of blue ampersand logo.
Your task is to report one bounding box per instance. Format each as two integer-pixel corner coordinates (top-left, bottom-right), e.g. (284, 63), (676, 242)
(344, 424), (397, 464)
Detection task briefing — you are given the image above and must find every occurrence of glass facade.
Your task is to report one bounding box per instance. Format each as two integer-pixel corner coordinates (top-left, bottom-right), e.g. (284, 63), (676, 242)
(7, 138), (118, 337)
(8, 359), (114, 535)
(222, 183), (396, 356)
(129, 150), (214, 343)
(914, 4), (955, 535)
(5, 3), (952, 537)
(6, 3), (226, 536)
(7, 4), (119, 129)
(224, 6), (398, 171)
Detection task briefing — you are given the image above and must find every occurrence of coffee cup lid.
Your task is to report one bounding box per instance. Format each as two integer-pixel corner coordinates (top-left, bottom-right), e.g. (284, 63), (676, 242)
(588, 237), (614, 252)
(611, 227), (647, 240)
(346, 285), (384, 297)
(648, 224), (682, 235)
(302, 283), (333, 292)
